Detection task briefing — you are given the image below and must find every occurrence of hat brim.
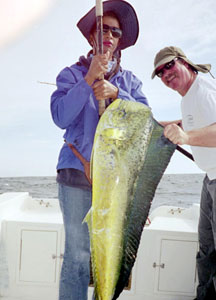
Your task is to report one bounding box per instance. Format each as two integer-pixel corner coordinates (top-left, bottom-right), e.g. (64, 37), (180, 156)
(151, 55), (176, 79)
(152, 55), (211, 79)
(77, 0), (139, 50)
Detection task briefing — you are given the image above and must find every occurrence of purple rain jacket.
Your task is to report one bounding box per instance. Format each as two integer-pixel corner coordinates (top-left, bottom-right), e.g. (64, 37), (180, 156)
(51, 61), (149, 173)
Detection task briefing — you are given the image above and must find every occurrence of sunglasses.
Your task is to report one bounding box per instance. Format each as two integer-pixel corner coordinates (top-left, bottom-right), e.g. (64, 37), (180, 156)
(102, 24), (122, 39)
(156, 59), (177, 78)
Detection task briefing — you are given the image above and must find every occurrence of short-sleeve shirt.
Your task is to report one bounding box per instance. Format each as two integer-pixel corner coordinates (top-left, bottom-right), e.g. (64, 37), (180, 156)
(181, 75), (216, 180)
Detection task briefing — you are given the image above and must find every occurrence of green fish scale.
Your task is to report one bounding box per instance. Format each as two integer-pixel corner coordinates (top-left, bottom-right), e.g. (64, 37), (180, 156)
(112, 119), (176, 299)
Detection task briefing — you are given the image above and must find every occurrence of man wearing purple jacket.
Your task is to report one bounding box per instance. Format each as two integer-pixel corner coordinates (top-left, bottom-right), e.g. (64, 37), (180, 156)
(50, 1), (148, 299)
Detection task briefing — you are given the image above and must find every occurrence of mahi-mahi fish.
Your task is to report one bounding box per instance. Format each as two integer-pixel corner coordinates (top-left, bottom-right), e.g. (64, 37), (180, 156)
(84, 99), (176, 300)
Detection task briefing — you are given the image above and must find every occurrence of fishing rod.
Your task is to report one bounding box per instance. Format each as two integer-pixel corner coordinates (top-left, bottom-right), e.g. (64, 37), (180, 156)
(176, 145), (194, 161)
(96, 0), (106, 116)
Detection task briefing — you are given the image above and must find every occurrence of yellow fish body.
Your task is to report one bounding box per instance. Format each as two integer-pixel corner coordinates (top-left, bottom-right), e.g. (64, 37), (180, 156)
(84, 99), (176, 299)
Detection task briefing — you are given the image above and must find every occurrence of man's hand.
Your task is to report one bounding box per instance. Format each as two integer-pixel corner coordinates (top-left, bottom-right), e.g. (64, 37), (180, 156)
(164, 124), (189, 145)
(92, 79), (118, 101)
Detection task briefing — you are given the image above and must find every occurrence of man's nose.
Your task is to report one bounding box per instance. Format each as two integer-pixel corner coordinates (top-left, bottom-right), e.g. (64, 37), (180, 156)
(163, 68), (172, 79)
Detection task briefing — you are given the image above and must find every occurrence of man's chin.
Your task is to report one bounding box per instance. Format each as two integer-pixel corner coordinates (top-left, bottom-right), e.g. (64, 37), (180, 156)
(167, 79), (179, 91)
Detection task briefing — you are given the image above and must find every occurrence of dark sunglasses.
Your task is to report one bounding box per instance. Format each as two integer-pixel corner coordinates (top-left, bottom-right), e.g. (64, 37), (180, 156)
(102, 24), (122, 39)
(156, 59), (177, 78)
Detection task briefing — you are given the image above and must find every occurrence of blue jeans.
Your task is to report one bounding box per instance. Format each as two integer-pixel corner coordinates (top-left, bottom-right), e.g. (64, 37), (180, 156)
(58, 183), (92, 300)
(197, 175), (216, 299)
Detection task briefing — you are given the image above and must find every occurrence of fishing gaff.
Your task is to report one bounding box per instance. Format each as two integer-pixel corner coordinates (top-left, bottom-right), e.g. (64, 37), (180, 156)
(96, 0), (106, 116)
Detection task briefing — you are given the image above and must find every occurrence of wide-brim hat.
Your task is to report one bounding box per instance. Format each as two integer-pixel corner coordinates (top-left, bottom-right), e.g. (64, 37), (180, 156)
(77, 0), (139, 50)
(152, 46), (211, 79)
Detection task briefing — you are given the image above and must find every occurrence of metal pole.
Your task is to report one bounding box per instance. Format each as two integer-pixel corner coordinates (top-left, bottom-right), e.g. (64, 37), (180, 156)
(96, 0), (106, 116)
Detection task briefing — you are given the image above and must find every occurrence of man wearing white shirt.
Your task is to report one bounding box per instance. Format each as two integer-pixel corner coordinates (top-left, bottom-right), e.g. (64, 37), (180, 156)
(152, 46), (216, 300)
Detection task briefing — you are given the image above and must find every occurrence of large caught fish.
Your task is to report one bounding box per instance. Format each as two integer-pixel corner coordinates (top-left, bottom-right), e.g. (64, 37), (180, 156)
(84, 99), (176, 300)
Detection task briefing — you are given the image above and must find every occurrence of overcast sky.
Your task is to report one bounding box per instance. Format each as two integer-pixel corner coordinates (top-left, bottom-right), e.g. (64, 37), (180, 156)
(1, 0), (216, 177)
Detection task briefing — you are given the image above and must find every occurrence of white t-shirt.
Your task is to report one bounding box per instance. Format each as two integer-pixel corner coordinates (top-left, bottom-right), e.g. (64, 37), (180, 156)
(181, 75), (216, 180)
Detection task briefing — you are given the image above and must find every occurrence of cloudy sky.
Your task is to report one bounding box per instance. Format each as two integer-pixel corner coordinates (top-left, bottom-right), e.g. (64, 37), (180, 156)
(1, 0), (216, 177)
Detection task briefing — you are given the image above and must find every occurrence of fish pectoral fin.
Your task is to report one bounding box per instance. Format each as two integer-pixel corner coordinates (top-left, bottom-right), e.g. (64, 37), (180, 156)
(102, 128), (127, 140)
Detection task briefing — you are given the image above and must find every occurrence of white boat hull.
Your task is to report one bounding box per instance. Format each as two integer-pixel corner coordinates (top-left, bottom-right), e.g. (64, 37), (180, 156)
(0, 192), (199, 299)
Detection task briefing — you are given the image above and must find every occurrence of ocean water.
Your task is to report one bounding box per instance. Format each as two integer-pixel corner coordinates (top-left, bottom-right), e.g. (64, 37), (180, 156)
(0, 173), (205, 210)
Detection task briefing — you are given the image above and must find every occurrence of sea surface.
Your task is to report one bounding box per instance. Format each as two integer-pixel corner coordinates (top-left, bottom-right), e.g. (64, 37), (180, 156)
(0, 173), (205, 211)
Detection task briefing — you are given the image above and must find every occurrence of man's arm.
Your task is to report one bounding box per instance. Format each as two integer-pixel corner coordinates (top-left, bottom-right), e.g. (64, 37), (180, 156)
(164, 123), (216, 147)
